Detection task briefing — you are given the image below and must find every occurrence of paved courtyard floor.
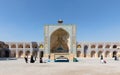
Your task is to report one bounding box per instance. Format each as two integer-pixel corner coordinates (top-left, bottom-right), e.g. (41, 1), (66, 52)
(0, 59), (120, 75)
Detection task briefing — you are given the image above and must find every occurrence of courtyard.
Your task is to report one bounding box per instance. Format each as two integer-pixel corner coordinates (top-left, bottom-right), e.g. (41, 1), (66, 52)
(0, 59), (120, 75)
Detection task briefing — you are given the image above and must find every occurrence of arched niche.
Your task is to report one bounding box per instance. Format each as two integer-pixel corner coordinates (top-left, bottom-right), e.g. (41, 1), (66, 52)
(98, 51), (103, 57)
(77, 51), (81, 57)
(18, 44), (23, 48)
(77, 45), (81, 48)
(113, 45), (117, 48)
(10, 50), (16, 57)
(5, 44), (9, 48)
(112, 51), (117, 57)
(25, 51), (30, 56)
(39, 44), (44, 48)
(11, 44), (16, 48)
(98, 45), (103, 49)
(105, 51), (110, 57)
(32, 50), (38, 57)
(91, 51), (96, 57)
(32, 44), (38, 48)
(105, 45), (110, 48)
(91, 45), (96, 48)
(84, 45), (88, 57)
(18, 50), (23, 58)
(50, 28), (69, 53)
(25, 44), (30, 48)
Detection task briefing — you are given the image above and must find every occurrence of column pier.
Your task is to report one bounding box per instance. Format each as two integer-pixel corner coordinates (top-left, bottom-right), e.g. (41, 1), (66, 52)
(16, 43), (18, 58)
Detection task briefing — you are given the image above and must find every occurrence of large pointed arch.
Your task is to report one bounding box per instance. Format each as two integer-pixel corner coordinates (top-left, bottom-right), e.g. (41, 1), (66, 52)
(50, 28), (70, 53)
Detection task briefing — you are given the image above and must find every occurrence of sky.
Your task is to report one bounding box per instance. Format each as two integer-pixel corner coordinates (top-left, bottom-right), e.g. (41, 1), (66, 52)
(0, 0), (120, 42)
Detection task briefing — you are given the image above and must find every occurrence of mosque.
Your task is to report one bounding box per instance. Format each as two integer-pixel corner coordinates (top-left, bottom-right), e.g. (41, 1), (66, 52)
(0, 20), (120, 61)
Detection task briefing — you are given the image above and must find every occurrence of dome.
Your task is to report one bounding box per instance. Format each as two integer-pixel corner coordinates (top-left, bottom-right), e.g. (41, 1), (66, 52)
(58, 19), (63, 24)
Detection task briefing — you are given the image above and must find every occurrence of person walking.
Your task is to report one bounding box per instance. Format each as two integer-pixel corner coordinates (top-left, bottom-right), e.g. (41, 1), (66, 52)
(114, 56), (118, 61)
(100, 55), (104, 64)
(40, 57), (43, 63)
(100, 55), (103, 60)
(100, 55), (107, 64)
(24, 56), (28, 63)
(30, 55), (35, 63)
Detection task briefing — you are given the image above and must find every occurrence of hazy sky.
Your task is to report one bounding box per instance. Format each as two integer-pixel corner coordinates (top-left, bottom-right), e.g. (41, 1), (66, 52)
(0, 0), (120, 42)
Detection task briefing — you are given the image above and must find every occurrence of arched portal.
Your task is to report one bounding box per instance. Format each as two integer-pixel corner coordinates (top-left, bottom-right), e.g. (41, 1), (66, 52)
(50, 28), (69, 53)
(18, 51), (23, 58)
(98, 45), (103, 49)
(32, 44), (38, 48)
(10, 50), (16, 57)
(0, 49), (10, 57)
(113, 51), (117, 57)
(11, 44), (16, 48)
(98, 51), (103, 57)
(91, 45), (96, 49)
(105, 45), (110, 48)
(40, 51), (44, 58)
(25, 44), (30, 48)
(4, 50), (10, 57)
(84, 45), (88, 57)
(105, 51), (110, 57)
(25, 51), (30, 56)
(77, 51), (81, 57)
(113, 45), (117, 48)
(32, 50), (38, 57)
(91, 51), (96, 58)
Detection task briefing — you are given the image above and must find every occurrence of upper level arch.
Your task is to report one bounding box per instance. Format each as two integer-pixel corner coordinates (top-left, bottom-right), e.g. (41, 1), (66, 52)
(18, 44), (23, 48)
(105, 45), (110, 48)
(39, 44), (44, 48)
(98, 45), (103, 49)
(91, 45), (96, 48)
(77, 45), (81, 48)
(113, 45), (117, 48)
(25, 44), (30, 48)
(11, 44), (16, 48)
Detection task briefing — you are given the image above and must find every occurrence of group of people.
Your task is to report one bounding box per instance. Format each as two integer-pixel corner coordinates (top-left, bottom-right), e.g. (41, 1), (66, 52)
(100, 55), (119, 64)
(24, 55), (51, 63)
(24, 55), (119, 63)
(24, 55), (46, 63)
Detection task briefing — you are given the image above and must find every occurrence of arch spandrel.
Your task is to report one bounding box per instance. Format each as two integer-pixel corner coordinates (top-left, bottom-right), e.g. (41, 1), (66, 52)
(49, 26), (72, 37)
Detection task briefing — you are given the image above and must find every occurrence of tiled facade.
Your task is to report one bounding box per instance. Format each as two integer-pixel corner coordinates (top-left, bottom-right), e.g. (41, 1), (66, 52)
(0, 21), (120, 61)
(0, 41), (120, 59)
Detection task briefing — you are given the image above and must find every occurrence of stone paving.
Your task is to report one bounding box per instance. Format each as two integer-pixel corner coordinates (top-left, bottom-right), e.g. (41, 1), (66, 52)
(0, 58), (120, 75)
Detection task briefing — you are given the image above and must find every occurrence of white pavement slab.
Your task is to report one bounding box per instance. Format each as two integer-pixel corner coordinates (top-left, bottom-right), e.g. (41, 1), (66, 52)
(0, 59), (120, 75)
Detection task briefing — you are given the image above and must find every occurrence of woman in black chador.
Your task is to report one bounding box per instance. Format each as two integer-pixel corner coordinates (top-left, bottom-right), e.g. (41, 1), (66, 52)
(24, 56), (28, 63)
(100, 55), (103, 60)
(114, 56), (118, 61)
(40, 57), (43, 63)
(30, 55), (35, 63)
